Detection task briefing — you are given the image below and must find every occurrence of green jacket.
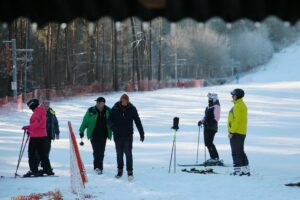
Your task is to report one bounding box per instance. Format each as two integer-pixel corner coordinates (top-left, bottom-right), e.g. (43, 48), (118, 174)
(79, 105), (112, 140)
(228, 99), (248, 135)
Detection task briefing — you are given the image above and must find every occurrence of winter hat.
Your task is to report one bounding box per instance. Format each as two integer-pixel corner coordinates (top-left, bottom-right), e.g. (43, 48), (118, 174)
(207, 93), (218, 101)
(231, 88), (245, 99)
(120, 94), (129, 102)
(27, 99), (39, 110)
(95, 97), (106, 103)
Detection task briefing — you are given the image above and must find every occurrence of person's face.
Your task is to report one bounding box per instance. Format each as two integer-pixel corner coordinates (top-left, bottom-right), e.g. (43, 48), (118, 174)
(43, 102), (50, 110)
(121, 98), (128, 106)
(232, 95), (237, 101)
(96, 101), (105, 110)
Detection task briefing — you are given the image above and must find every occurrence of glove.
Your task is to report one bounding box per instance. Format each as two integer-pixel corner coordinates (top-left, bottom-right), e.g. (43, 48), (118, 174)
(55, 134), (59, 140)
(228, 133), (233, 139)
(22, 125), (30, 130)
(198, 121), (203, 127)
(79, 133), (84, 138)
(140, 135), (145, 142)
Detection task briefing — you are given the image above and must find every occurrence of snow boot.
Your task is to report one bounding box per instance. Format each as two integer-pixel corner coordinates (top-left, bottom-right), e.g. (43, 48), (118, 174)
(23, 171), (39, 177)
(128, 171), (134, 182)
(94, 168), (103, 175)
(115, 169), (123, 179)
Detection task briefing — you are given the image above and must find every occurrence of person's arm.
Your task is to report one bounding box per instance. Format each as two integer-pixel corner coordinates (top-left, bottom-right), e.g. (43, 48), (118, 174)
(214, 105), (221, 122)
(79, 110), (89, 137)
(53, 114), (60, 137)
(28, 112), (43, 133)
(230, 104), (242, 133)
(133, 107), (145, 139)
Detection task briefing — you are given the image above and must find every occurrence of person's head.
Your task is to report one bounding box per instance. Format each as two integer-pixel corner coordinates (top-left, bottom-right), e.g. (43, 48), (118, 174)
(95, 97), (106, 111)
(120, 94), (129, 107)
(42, 100), (50, 110)
(207, 93), (218, 104)
(27, 99), (39, 110)
(230, 88), (245, 101)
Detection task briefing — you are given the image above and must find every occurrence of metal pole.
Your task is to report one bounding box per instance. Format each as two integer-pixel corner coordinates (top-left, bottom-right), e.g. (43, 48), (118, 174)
(24, 20), (29, 99)
(196, 126), (201, 164)
(12, 39), (17, 99)
(174, 53), (178, 81)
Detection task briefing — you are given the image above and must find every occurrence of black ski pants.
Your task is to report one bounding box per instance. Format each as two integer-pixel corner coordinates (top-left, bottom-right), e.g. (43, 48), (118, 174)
(230, 133), (249, 167)
(28, 137), (52, 173)
(204, 128), (219, 160)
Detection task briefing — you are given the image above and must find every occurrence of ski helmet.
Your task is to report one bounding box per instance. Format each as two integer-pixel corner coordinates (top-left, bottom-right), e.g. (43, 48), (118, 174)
(27, 99), (39, 110)
(207, 93), (218, 101)
(230, 89), (245, 99)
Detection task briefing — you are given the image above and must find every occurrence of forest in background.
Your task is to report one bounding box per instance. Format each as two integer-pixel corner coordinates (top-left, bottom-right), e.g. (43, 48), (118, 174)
(0, 17), (299, 98)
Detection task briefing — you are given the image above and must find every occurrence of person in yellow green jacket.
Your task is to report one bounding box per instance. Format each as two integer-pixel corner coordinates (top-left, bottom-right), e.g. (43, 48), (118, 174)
(228, 88), (250, 176)
(79, 97), (112, 175)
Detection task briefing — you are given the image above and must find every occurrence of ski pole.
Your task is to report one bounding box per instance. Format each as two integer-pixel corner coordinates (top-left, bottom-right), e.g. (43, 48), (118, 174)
(168, 133), (175, 173)
(15, 130), (26, 176)
(15, 130), (30, 178)
(196, 125), (201, 164)
(174, 129), (177, 173)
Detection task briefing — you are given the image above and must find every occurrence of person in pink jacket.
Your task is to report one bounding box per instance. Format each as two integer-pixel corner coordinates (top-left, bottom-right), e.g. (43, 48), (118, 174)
(22, 99), (54, 177)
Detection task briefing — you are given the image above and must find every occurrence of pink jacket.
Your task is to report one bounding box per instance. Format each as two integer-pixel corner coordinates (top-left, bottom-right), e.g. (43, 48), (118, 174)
(28, 106), (47, 138)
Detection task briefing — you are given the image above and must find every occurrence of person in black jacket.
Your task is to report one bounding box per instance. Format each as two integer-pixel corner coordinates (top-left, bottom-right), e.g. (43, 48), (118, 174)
(37, 100), (60, 175)
(198, 93), (221, 165)
(108, 94), (145, 180)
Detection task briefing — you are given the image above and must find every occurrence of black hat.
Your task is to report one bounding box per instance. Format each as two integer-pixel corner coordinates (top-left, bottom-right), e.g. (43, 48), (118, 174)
(95, 97), (106, 103)
(231, 88), (245, 99)
(27, 99), (39, 110)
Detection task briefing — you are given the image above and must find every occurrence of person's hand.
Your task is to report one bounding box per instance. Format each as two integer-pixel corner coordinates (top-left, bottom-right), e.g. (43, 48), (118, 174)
(55, 134), (59, 140)
(79, 133), (84, 138)
(140, 135), (145, 143)
(228, 133), (233, 139)
(198, 121), (203, 127)
(22, 125), (30, 130)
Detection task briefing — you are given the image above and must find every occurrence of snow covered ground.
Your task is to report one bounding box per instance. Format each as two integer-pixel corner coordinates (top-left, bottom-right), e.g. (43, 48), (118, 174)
(1, 42), (300, 199)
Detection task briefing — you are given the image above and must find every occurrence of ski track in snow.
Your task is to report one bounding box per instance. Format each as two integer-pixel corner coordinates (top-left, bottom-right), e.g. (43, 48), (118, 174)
(1, 43), (300, 199)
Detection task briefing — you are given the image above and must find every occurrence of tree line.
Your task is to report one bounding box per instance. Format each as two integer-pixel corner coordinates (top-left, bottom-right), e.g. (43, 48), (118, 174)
(0, 17), (299, 98)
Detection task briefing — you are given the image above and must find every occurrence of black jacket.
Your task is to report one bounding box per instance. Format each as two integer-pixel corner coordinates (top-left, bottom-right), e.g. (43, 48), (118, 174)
(108, 102), (144, 139)
(203, 100), (220, 132)
(46, 107), (60, 140)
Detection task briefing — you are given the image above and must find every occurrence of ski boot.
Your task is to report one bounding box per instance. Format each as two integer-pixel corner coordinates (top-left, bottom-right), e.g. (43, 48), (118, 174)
(230, 167), (241, 176)
(240, 166), (251, 176)
(23, 170), (39, 177)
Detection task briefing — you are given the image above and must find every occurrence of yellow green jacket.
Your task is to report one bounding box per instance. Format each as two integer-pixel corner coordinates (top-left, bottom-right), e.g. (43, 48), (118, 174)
(228, 99), (248, 135)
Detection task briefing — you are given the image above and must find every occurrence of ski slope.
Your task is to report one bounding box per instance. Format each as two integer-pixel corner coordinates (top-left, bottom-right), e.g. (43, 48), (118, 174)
(1, 43), (300, 199)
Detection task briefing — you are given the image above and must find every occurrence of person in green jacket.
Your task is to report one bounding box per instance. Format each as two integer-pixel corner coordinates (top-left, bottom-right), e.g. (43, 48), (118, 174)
(79, 97), (112, 175)
(228, 88), (250, 176)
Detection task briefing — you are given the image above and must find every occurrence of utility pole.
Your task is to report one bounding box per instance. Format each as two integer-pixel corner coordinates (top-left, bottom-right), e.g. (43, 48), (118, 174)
(12, 39), (17, 98)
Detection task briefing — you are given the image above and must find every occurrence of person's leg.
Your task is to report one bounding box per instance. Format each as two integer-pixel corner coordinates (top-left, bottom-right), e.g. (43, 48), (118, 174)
(28, 138), (38, 173)
(241, 135), (249, 166)
(90, 138), (101, 169)
(99, 137), (107, 170)
(230, 134), (243, 167)
(38, 137), (52, 173)
(124, 135), (133, 174)
(40, 138), (51, 170)
(114, 138), (124, 171)
(205, 129), (219, 160)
